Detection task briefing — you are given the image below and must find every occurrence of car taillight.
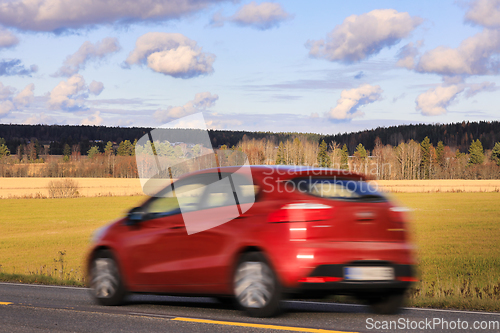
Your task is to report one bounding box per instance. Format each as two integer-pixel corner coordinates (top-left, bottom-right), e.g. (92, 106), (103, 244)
(298, 276), (342, 283)
(268, 203), (333, 223)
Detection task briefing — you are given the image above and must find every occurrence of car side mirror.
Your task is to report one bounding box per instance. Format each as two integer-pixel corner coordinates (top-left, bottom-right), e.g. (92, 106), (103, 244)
(126, 207), (146, 225)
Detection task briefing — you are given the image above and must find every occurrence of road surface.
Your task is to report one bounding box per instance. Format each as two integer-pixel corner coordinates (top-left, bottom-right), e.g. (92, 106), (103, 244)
(0, 282), (499, 332)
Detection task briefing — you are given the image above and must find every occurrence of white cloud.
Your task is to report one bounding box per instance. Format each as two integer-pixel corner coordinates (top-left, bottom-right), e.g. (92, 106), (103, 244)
(23, 112), (55, 125)
(306, 9), (422, 63)
(81, 111), (103, 125)
(192, 91), (218, 108)
(153, 92), (218, 123)
(0, 99), (14, 116)
(54, 37), (120, 77)
(396, 40), (423, 70)
(89, 80), (104, 95)
(329, 84), (383, 120)
(206, 118), (243, 129)
(465, 0), (500, 28)
(415, 84), (465, 116)
(416, 29), (500, 76)
(126, 32), (215, 78)
(0, 0), (227, 32)
(211, 2), (292, 30)
(0, 82), (15, 99)
(464, 81), (497, 98)
(48, 74), (88, 110)
(0, 82), (35, 117)
(13, 83), (34, 106)
(0, 27), (18, 48)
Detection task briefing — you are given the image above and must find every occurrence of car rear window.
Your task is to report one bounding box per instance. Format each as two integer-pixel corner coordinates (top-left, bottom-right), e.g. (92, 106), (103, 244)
(290, 177), (387, 202)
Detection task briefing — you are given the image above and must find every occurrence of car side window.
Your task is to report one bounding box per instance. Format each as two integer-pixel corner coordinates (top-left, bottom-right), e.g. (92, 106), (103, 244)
(144, 177), (207, 217)
(199, 173), (258, 210)
(144, 172), (258, 216)
(145, 183), (206, 214)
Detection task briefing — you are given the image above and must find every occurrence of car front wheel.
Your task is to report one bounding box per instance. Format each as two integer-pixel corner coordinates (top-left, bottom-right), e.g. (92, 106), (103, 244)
(90, 250), (126, 306)
(233, 252), (282, 317)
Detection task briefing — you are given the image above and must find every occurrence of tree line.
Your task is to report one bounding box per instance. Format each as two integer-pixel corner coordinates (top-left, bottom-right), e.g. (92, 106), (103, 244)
(1, 121), (499, 156)
(1, 134), (499, 179)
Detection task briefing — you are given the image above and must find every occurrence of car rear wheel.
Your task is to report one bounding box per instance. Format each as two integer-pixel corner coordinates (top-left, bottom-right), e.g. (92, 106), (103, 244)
(364, 290), (406, 314)
(90, 250), (126, 306)
(233, 252), (282, 317)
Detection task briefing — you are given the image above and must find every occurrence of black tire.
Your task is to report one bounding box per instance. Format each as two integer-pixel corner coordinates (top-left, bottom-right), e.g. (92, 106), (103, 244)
(233, 252), (282, 317)
(364, 290), (406, 314)
(89, 250), (127, 306)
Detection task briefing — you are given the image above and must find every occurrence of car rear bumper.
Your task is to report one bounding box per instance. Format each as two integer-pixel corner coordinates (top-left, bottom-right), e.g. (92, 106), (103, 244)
(288, 262), (416, 296)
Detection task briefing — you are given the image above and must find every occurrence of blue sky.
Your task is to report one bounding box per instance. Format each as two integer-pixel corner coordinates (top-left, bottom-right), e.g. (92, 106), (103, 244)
(0, 0), (499, 134)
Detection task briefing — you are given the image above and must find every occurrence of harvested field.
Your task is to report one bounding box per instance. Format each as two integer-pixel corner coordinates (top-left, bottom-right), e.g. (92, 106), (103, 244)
(1, 178), (500, 199)
(0, 177), (144, 198)
(375, 179), (500, 193)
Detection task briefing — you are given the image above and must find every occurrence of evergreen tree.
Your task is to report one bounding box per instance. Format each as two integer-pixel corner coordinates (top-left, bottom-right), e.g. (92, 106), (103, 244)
(340, 144), (349, 170)
(275, 141), (285, 165)
(0, 138), (10, 157)
(117, 140), (133, 156)
(455, 149), (464, 159)
(317, 140), (331, 167)
(63, 143), (71, 162)
(87, 146), (100, 159)
(192, 144), (201, 157)
(354, 143), (367, 160)
(468, 139), (484, 165)
(436, 140), (445, 166)
(420, 136), (431, 179)
(353, 143), (367, 173)
(492, 142), (500, 166)
(131, 139), (138, 156)
(104, 141), (114, 155)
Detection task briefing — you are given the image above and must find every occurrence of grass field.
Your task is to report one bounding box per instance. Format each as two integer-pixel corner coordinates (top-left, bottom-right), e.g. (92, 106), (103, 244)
(0, 196), (147, 282)
(0, 192), (499, 311)
(393, 192), (500, 310)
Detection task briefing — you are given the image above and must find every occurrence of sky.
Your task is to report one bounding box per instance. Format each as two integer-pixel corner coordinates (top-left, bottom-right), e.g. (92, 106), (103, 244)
(0, 0), (499, 135)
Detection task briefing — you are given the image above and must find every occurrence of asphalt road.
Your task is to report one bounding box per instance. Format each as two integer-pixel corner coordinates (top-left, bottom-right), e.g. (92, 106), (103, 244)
(0, 282), (499, 333)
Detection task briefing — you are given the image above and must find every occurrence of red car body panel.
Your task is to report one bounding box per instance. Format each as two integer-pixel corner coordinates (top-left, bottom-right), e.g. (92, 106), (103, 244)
(87, 166), (416, 297)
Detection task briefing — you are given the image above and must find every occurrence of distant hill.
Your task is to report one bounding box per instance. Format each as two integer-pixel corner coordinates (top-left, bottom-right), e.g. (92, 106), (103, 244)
(1, 120), (499, 154)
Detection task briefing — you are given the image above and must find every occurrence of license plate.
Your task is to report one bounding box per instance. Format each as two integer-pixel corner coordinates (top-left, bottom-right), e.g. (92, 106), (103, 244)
(344, 267), (394, 281)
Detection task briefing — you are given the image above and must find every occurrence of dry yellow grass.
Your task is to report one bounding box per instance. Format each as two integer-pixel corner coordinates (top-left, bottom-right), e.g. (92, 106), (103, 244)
(0, 177), (144, 198)
(375, 180), (500, 193)
(1, 178), (500, 199)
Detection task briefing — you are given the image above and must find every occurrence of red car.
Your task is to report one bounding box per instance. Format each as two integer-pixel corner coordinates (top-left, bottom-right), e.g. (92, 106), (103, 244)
(87, 166), (417, 317)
